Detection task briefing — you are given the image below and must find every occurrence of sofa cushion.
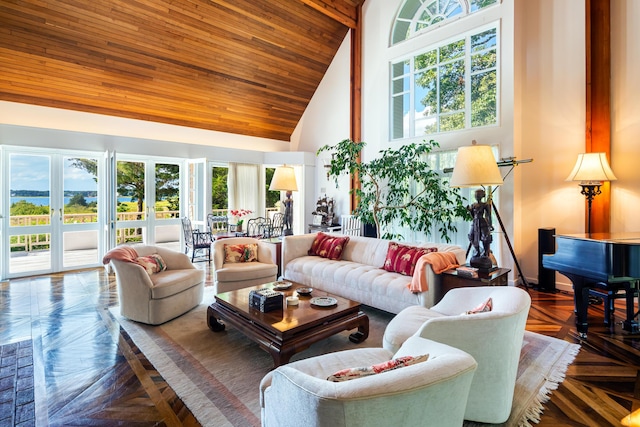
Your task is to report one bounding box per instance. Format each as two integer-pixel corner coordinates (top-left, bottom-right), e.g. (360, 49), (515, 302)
(326, 354), (429, 382)
(224, 243), (258, 263)
(216, 262), (277, 282)
(383, 242), (437, 276)
(135, 254), (167, 275)
(149, 268), (204, 299)
(308, 232), (350, 260)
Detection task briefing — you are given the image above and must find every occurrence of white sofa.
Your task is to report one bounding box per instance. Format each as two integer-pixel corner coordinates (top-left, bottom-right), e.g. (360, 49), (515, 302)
(282, 234), (466, 314)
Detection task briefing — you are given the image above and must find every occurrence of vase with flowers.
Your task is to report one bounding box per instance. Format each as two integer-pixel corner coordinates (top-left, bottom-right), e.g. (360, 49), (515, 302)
(230, 209), (252, 232)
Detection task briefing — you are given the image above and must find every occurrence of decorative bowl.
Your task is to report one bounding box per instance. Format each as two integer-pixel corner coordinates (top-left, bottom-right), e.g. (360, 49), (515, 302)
(296, 287), (313, 296)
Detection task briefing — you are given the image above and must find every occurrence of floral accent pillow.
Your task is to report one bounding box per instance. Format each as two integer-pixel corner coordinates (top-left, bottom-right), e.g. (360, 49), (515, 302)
(383, 243), (438, 276)
(464, 297), (493, 315)
(308, 232), (350, 260)
(224, 243), (258, 263)
(135, 254), (167, 275)
(327, 354), (430, 382)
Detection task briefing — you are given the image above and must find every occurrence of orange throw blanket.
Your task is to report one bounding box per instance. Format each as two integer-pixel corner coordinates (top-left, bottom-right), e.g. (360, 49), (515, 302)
(102, 246), (139, 265)
(408, 252), (460, 293)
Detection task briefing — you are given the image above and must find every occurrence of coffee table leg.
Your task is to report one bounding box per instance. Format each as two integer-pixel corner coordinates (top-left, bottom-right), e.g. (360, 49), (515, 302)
(348, 313), (369, 343)
(207, 305), (226, 332)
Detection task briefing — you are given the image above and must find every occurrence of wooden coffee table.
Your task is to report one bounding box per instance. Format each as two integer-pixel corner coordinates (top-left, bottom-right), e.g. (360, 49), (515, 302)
(207, 282), (369, 367)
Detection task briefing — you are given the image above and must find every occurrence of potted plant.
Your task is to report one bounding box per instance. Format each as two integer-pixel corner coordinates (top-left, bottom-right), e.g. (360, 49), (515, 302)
(318, 139), (469, 241)
(229, 209), (252, 232)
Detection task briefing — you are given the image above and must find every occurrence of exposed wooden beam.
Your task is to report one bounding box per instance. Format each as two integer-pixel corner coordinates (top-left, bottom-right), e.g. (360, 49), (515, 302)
(585, 0), (612, 233)
(350, 3), (362, 212)
(297, 0), (360, 29)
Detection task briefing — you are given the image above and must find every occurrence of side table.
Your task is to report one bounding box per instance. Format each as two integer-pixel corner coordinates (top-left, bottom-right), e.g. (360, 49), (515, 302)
(438, 267), (511, 303)
(261, 237), (282, 278)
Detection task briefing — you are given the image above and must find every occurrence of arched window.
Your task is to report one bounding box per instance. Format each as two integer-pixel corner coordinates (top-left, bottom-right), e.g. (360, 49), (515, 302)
(391, 0), (498, 45)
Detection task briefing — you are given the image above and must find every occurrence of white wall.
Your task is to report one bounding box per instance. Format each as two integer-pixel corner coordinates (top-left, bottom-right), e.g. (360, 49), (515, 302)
(291, 36), (352, 218)
(611, 1), (640, 232)
(516, 0), (587, 290)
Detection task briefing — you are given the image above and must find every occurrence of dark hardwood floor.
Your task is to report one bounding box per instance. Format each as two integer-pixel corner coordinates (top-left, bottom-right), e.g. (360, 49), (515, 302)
(1, 266), (638, 426)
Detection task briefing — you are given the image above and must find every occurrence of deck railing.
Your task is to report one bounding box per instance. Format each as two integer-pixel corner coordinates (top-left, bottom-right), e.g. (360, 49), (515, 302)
(10, 208), (278, 252)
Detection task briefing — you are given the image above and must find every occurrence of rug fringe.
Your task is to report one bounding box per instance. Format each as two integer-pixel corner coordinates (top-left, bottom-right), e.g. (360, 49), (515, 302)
(518, 343), (581, 427)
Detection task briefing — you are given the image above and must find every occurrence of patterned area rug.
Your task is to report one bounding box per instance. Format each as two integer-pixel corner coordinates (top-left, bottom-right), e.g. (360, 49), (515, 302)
(110, 290), (580, 427)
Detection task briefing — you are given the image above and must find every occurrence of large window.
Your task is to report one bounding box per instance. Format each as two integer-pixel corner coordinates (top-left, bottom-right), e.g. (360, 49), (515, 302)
(391, 24), (498, 140)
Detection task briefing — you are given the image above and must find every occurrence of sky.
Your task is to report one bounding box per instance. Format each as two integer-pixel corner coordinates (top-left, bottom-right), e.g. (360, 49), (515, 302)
(10, 154), (97, 192)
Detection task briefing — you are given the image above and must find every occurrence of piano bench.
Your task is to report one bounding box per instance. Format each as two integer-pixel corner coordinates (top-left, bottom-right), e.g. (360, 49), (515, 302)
(588, 281), (639, 326)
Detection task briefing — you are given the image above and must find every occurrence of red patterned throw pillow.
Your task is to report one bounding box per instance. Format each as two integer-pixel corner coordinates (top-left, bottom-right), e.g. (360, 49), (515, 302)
(135, 254), (167, 275)
(308, 232), (349, 260)
(383, 243), (437, 276)
(224, 243), (258, 263)
(327, 354), (429, 382)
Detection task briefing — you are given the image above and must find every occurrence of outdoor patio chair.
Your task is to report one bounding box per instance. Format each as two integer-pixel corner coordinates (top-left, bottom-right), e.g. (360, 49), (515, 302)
(181, 217), (212, 262)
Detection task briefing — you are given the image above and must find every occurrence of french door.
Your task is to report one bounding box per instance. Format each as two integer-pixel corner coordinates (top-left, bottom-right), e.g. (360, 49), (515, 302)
(2, 148), (104, 278)
(113, 156), (182, 253)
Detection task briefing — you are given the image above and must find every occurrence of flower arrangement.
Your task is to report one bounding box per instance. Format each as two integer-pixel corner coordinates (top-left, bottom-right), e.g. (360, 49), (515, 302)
(229, 209), (252, 226)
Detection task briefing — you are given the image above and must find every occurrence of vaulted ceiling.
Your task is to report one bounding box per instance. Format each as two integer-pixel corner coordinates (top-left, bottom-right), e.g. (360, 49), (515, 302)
(0, 0), (364, 142)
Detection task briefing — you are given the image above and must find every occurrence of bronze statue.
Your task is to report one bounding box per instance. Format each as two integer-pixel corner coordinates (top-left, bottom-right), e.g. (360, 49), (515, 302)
(467, 188), (493, 270)
(283, 191), (293, 235)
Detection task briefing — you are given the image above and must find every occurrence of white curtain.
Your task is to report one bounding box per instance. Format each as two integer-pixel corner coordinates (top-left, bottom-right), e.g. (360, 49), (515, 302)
(227, 163), (263, 218)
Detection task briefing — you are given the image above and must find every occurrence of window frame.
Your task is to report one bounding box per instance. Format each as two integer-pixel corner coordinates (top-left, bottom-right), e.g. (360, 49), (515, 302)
(390, 21), (500, 141)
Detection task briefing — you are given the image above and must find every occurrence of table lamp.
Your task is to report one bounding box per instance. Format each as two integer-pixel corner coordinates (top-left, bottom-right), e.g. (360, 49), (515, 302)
(565, 152), (617, 235)
(450, 144), (503, 271)
(270, 165), (298, 235)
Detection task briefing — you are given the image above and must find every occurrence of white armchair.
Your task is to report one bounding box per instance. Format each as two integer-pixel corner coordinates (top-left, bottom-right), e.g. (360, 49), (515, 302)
(259, 336), (477, 427)
(109, 245), (205, 325)
(382, 286), (531, 424)
(212, 237), (278, 294)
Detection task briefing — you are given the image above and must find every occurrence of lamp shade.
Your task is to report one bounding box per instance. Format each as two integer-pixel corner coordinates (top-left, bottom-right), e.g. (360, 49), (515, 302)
(269, 165), (298, 191)
(450, 145), (503, 187)
(565, 152), (617, 183)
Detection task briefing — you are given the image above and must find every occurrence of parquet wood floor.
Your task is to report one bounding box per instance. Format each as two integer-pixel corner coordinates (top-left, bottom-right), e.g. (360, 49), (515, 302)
(0, 266), (638, 426)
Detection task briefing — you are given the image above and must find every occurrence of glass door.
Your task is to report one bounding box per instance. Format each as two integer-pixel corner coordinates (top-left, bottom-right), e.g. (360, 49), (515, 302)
(6, 152), (54, 276)
(3, 150), (104, 277)
(114, 157), (182, 250)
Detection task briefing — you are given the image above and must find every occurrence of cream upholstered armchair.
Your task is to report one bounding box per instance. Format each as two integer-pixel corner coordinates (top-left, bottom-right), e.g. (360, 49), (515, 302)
(259, 336), (477, 427)
(212, 237), (278, 294)
(382, 286), (531, 424)
(107, 245), (205, 325)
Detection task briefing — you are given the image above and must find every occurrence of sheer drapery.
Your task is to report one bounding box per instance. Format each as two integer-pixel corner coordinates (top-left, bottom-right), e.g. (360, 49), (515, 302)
(227, 163), (262, 219)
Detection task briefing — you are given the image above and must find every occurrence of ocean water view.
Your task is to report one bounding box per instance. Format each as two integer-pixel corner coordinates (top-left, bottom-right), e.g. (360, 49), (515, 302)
(11, 197), (131, 206)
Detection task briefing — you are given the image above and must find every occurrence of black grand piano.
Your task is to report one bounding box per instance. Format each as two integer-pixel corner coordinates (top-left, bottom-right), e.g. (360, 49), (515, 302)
(542, 232), (640, 338)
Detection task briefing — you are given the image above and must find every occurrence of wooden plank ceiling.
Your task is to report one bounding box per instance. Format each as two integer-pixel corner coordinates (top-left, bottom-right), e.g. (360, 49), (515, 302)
(0, 0), (363, 142)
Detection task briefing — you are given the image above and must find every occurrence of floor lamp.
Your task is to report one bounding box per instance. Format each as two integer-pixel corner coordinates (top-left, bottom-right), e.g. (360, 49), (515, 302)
(270, 165), (298, 236)
(565, 152), (617, 235)
(450, 144), (504, 271)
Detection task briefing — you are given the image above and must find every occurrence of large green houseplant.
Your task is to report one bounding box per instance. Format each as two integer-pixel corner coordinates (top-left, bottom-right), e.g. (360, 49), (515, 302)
(318, 139), (469, 242)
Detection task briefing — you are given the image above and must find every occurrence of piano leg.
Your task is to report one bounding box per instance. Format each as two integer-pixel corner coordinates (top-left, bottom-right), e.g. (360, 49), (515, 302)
(567, 274), (591, 339)
(623, 280), (639, 333)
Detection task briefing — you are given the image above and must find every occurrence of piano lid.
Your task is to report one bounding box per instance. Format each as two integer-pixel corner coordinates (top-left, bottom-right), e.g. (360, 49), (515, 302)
(556, 232), (640, 244)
